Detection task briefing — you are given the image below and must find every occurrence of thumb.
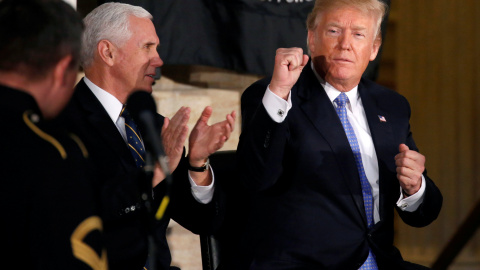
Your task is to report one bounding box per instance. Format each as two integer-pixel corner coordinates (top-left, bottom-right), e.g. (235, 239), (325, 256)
(301, 54), (309, 67)
(198, 106), (213, 125)
(162, 117), (169, 132)
(399, 143), (409, 153)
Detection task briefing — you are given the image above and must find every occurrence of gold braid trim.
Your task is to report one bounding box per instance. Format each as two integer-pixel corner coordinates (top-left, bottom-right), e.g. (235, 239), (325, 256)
(69, 133), (89, 158)
(23, 111), (66, 159)
(71, 216), (108, 270)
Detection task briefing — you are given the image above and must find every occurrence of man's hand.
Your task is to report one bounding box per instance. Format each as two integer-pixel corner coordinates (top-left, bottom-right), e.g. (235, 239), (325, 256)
(188, 106), (236, 186)
(395, 144), (424, 196)
(152, 106), (190, 187)
(269, 47), (309, 100)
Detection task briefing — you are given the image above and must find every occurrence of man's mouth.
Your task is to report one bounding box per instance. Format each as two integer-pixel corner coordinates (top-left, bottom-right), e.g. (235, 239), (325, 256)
(334, 58), (353, 63)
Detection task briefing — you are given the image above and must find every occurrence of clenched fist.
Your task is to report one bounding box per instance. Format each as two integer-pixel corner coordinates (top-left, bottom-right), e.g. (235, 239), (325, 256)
(269, 47), (309, 100)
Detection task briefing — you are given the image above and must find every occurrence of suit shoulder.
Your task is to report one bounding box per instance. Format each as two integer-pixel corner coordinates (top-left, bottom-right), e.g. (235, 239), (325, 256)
(361, 78), (409, 105)
(242, 76), (271, 103)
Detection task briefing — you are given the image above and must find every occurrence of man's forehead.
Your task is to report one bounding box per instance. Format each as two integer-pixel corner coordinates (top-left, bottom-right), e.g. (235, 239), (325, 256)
(320, 8), (375, 28)
(128, 18), (159, 45)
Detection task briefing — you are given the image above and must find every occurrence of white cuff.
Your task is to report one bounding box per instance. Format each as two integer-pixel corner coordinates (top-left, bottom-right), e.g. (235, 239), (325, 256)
(262, 85), (292, 123)
(188, 165), (215, 204)
(396, 174), (426, 212)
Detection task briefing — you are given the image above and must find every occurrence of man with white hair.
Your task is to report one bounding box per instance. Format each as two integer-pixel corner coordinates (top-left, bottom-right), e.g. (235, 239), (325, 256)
(60, 2), (235, 269)
(237, 0), (442, 269)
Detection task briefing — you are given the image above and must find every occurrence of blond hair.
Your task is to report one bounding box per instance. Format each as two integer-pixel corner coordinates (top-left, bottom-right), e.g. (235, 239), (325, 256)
(306, 0), (388, 39)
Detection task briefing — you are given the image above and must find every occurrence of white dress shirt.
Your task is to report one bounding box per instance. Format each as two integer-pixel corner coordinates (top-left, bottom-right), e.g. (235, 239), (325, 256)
(261, 65), (426, 223)
(84, 77), (214, 204)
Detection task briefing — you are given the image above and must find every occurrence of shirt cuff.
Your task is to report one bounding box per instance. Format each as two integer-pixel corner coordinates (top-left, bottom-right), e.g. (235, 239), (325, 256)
(188, 165), (215, 204)
(396, 174), (426, 212)
(262, 85), (292, 123)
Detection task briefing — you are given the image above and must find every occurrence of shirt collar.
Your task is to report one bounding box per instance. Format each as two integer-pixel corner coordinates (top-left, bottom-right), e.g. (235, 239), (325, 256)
(83, 77), (124, 123)
(310, 61), (359, 109)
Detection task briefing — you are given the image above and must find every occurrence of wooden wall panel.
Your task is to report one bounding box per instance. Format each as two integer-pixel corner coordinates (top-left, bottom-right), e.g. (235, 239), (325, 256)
(392, 0), (480, 268)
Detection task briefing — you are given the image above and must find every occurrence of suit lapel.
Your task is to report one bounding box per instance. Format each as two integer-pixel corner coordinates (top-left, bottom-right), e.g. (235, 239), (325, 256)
(296, 66), (368, 226)
(358, 80), (396, 223)
(74, 79), (135, 169)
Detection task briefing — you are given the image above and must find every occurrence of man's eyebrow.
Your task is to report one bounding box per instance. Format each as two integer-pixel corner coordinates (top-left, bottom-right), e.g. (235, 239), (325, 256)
(326, 22), (342, 28)
(351, 25), (368, 31)
(325, 22), (368, 31)
(143, 41), (160, 49)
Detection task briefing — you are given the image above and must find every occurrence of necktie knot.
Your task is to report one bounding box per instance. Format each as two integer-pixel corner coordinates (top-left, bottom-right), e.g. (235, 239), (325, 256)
(334, 92), (349, 108)
(120, 105), (129, 118)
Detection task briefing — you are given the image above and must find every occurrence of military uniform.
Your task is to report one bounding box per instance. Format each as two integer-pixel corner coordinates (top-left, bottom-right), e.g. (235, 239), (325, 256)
(0, 84), (107, 269)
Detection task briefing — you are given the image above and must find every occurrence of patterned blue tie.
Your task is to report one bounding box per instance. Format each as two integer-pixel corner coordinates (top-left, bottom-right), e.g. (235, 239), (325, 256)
(334, 93), (378, 270)
(120, 106), (146, 168)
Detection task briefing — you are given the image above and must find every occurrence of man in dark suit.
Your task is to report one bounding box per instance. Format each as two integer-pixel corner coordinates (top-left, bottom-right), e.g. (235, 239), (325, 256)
(237, 0), (442, 269)
(59, 2), (236, 270)
(0, 0), (107, 269)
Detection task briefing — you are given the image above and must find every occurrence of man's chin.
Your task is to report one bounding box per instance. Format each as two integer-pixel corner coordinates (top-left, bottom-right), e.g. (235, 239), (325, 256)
(134, 85), (153, 93)
(327, 68), (356, 81)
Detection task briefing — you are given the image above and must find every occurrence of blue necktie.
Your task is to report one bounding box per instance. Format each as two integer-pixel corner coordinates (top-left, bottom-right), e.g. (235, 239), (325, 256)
(120, 106), (146, 168)
(334, 93), (378, 270)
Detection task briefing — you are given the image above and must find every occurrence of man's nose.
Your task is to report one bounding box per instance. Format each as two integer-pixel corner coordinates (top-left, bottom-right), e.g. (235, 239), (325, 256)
(151, 50), (164, 67)
(338, 33), (352, 50)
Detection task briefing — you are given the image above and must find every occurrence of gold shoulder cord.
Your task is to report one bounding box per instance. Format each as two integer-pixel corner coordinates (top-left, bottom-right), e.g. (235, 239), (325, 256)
(71, 216), (108, 270)
(69, 133), (89, 159)
(22, 111), (67, 159)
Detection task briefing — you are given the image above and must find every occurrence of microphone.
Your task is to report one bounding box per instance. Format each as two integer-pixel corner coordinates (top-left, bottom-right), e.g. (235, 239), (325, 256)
(126, 91), (170, 177)
(126, 91), (171, 221)
(127, 91), (172, 269)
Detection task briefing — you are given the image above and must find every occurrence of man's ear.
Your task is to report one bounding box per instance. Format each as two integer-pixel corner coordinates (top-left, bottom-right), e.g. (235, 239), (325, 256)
(369, 36), (382, 61)
(307, 30), (316, 55)
(51, 54), (74, 92)
(41, 54), (77, 119)
(97, 40), (116, 66)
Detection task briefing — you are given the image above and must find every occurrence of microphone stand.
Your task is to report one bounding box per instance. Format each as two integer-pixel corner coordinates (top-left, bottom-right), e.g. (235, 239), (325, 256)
(126, 92), (173, 270)
(142, 151), (158, 270)
(142, 148), (173, 270)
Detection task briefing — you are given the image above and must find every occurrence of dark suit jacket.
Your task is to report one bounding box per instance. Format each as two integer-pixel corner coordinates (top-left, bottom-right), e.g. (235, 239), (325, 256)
(58, 78), (224, 270)
(236, 63), (442, 270)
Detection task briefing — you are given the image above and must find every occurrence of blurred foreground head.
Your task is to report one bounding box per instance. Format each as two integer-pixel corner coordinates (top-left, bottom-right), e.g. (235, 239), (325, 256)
(0, 0), (83, 119)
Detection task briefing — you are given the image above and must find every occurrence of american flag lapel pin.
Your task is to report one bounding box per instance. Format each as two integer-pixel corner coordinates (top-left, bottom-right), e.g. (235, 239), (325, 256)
(378, 115), (387, 122)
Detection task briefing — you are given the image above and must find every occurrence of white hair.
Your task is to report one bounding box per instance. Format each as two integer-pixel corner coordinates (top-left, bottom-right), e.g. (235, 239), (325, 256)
(80, 2), (152, 68)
